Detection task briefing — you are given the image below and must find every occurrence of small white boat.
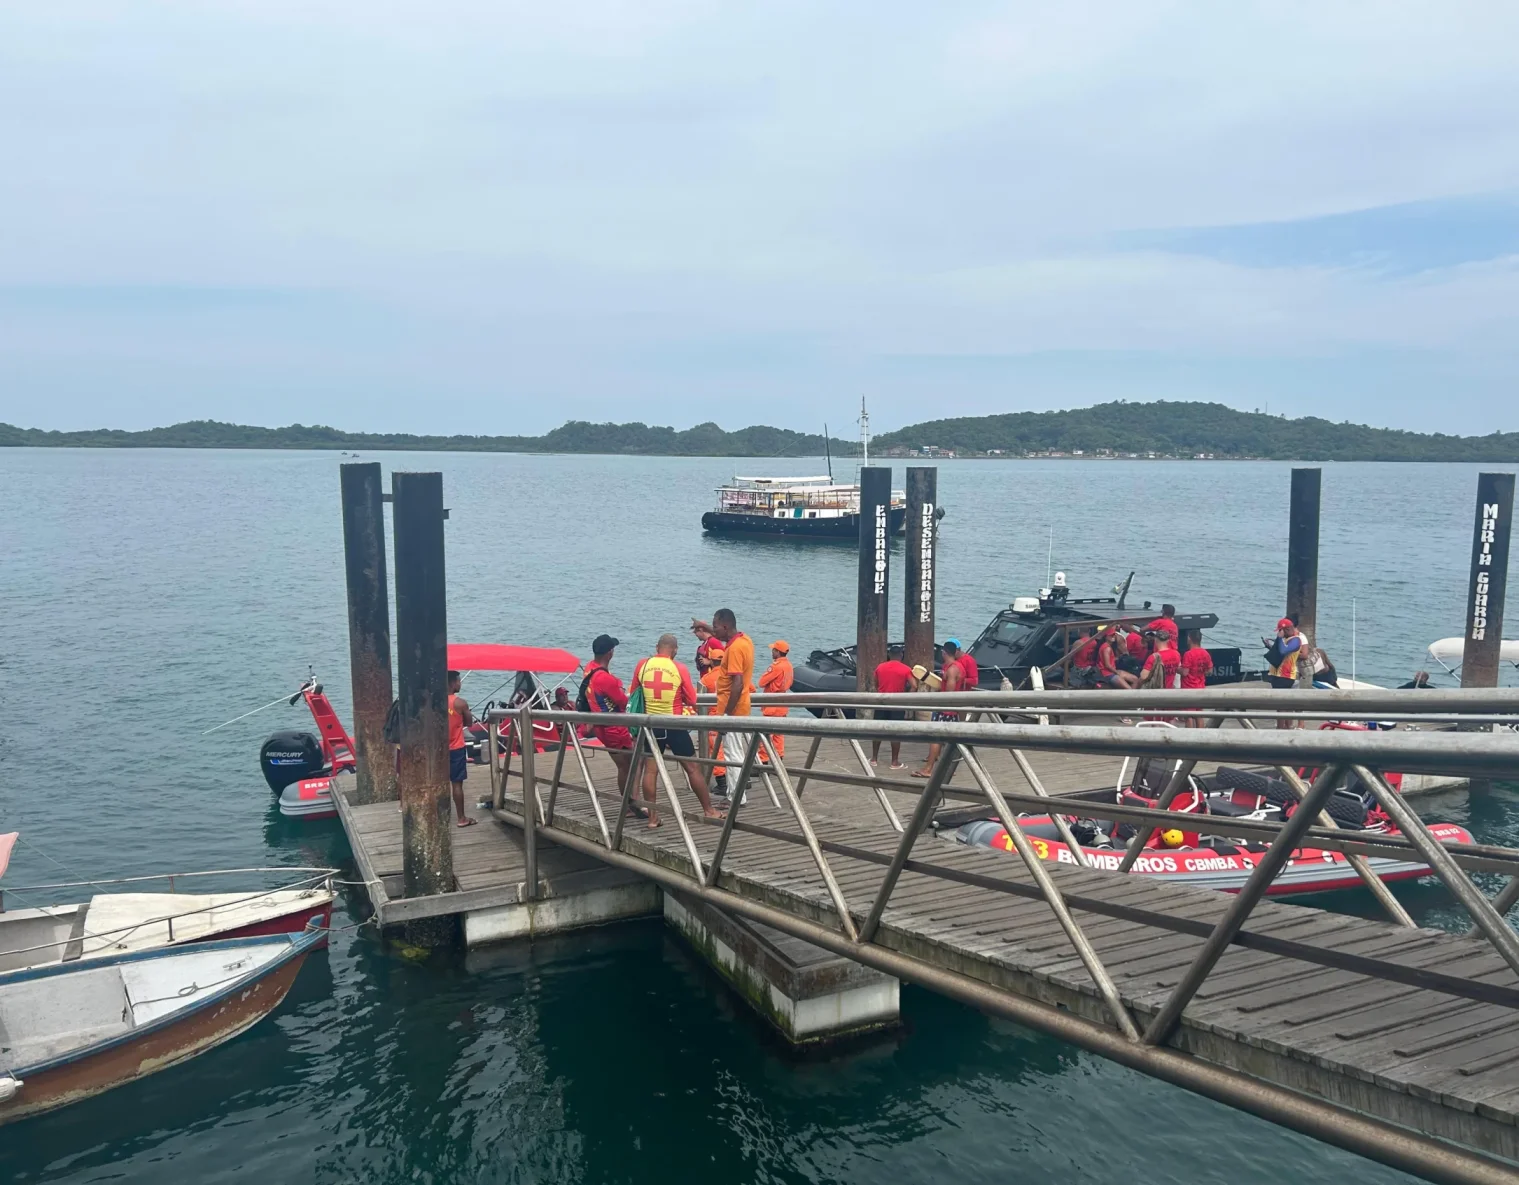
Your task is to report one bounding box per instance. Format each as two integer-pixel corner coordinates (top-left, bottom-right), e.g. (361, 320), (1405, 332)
(1428, 636), (1519, 673)
(0, 929), (320, 1125)
(0, 844), (335, 973)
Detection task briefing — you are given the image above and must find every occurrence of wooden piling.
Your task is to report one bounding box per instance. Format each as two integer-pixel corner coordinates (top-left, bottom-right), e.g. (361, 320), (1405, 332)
(904, 466), (937, 675)
(856, 467), (892, 691)
(340, 462), (397, 805)
(1286, 467), (1320, 653)
(1460, 472), (1515, 690)
(391, 471), (455, 939)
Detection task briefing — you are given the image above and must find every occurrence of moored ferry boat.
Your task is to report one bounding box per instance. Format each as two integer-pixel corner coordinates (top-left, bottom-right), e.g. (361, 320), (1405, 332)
(701, 475), (908, 539)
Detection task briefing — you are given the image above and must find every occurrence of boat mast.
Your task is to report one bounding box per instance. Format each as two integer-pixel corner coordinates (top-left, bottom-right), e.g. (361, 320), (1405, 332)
(858, 396), (870, 469)
(823, 423), (833, 481)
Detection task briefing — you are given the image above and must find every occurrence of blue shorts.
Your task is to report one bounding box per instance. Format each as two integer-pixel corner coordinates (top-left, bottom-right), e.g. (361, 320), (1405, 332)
(449, 747), (468, 784)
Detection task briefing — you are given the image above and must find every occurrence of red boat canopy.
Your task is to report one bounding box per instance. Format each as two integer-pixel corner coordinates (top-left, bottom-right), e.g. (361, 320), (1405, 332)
(447, 644), (582, 674)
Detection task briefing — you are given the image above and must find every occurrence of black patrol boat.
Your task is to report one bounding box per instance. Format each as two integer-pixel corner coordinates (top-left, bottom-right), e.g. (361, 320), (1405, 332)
(790, 573), (1244, 703)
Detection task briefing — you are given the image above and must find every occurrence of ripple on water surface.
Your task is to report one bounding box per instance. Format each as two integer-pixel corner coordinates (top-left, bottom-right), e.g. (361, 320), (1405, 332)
(3, 449), (1512, 1184)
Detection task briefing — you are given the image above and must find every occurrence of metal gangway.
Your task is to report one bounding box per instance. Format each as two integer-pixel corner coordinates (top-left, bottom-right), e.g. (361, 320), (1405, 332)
(483, 687), (1519, 1185)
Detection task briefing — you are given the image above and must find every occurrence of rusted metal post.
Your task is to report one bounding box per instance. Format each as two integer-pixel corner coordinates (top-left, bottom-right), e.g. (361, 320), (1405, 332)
(1286, 467), (1320, 658)
(856, 466), (892, 692)
(391, 471), (455, 931)
(904, 466), (937, 675)
(1461, 472), (1515, 692)
(519, 705), (538, 900)
(340, 462), (397, 805)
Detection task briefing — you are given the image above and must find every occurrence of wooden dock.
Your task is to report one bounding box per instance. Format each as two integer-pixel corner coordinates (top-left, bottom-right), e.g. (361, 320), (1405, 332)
(483, 745), (1519, 1165)
(333, 774), (655, 937)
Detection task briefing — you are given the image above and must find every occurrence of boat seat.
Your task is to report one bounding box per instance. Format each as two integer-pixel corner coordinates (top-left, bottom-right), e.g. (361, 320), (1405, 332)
(0, 965), (132, 1069)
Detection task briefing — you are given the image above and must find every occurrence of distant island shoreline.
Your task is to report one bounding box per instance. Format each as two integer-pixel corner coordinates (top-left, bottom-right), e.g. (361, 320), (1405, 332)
(5, 400), (1518, 463)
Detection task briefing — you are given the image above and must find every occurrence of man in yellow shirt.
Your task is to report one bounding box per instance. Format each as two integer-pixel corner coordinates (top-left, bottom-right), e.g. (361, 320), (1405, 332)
(711, 608), (754, 792)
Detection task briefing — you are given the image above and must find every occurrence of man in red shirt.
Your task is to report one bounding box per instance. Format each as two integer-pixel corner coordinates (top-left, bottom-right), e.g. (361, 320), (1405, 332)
(871, 645), (918, 769)
(1140, 632), (1181, 688)
(1123, 626), (1148, 669)
(1066, 628), (1100, 687)
(579, 634), (634, 791)
(1179, 629), (1214, 727)
(1145, 604), (1178, 643)
(951, 639), (980, 692)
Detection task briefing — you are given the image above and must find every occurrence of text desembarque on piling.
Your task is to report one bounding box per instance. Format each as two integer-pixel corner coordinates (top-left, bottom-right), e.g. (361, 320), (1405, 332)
(917, 501), (935, 623)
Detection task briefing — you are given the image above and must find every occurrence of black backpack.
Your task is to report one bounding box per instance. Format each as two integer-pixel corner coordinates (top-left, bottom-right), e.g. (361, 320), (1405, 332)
(1264, 636), (1288, 668)
(575, 667), (600, 714)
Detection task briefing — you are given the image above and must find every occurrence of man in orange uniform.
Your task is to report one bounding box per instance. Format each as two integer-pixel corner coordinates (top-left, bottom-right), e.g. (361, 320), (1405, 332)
(695, 634), (728, 791)
(757, 640), (793, 763)
(447, 671), (477, 827)
(711, 608), (755, 792)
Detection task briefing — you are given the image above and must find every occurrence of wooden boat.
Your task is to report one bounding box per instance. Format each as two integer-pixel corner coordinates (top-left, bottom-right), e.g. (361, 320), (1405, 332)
(0, 862), (335, 973)
(0, 929), (321, 1125)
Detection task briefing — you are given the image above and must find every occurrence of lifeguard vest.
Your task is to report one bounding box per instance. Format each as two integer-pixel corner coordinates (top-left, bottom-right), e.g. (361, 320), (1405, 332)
(637, 655), (687, 716)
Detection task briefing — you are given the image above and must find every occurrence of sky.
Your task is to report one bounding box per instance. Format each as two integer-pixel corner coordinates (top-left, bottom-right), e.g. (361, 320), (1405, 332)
(1, 2), (1517, 436)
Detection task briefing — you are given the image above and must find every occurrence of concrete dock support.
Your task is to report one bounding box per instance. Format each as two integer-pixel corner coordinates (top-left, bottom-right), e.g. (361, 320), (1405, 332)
(664, 891), (899, 1044)
(340, 462), (397, 805)
(1460, 472), (1515, 690)
(1286, 467), (1320, 655)
(904, 466), (937, 675)
(856, 466), (892, 691)
(391, 471), (455, 939)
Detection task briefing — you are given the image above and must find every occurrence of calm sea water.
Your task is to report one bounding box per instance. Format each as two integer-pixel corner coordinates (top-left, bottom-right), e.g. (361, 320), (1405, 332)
(2, 448), (1517, 1184)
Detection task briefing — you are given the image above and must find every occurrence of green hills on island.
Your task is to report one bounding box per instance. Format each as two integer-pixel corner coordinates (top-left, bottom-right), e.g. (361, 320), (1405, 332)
(4, 401), (1518, 462)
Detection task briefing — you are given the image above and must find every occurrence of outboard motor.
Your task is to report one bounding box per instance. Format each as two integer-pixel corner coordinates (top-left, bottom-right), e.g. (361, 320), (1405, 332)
(260, 730), (326, 792)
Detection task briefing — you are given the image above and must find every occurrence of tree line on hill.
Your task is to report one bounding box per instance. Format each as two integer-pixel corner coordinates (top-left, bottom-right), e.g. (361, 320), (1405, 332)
(4, 400), (1517, 462)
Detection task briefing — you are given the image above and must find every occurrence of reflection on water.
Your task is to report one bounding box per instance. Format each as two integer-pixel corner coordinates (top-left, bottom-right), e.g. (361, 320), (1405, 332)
(3, 449), (1507, 1184)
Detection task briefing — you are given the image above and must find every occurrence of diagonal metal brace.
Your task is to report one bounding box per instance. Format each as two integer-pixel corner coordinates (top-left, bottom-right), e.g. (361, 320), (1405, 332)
(956, 743), (1141, 1041)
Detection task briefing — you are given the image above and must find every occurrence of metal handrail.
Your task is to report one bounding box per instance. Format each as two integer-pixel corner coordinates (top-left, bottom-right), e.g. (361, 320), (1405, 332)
(489, 707), (1519, 777)
(488, 701), (1519, 1185)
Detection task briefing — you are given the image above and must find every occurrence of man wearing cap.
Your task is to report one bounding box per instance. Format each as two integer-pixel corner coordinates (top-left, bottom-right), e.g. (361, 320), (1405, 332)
(1266, 616), (1303, 729)
(757, 640), (794, 762)
(579, 634), (635, 786)
(692, 630), (729, 791)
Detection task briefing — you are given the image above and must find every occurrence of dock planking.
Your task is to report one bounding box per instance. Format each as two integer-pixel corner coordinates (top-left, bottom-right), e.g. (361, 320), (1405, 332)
(333, 771), (646, 926)
(493, 746), (1519, 1161)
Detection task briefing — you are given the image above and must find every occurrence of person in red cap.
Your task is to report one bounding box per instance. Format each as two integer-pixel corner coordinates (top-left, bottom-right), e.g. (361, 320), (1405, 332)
(1265, 616), (1304, 729)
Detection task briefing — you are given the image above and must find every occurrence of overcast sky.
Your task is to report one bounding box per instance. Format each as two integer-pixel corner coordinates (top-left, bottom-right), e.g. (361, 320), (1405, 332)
(1, 2), (1516, 435)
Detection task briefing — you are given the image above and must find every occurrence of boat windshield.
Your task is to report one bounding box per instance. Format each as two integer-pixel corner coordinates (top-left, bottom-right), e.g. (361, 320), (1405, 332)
(972, 617), (1040, 663)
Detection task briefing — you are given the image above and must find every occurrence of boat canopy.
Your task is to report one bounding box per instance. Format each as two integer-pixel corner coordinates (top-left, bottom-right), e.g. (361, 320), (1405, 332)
(728, 475), (836, 486)
(1427, 637), (1519, 666)
(0, 833), (14, 880)
(447, 644), (582, 674)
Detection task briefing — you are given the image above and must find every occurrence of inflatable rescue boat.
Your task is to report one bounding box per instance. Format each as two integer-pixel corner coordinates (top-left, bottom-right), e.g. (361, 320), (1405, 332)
(958, 763), (1473, 896)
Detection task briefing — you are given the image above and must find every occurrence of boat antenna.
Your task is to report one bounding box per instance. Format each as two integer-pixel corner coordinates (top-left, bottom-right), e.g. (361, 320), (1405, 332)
(858, 395), (870, 468)
(823, 422), (833, 481)
(1116, 570), (1135, 611)
(1046, 525), (1053, 586)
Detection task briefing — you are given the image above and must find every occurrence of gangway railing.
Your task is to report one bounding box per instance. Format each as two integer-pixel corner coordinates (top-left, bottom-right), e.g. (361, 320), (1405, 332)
(479, 695), (1519, 1185)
